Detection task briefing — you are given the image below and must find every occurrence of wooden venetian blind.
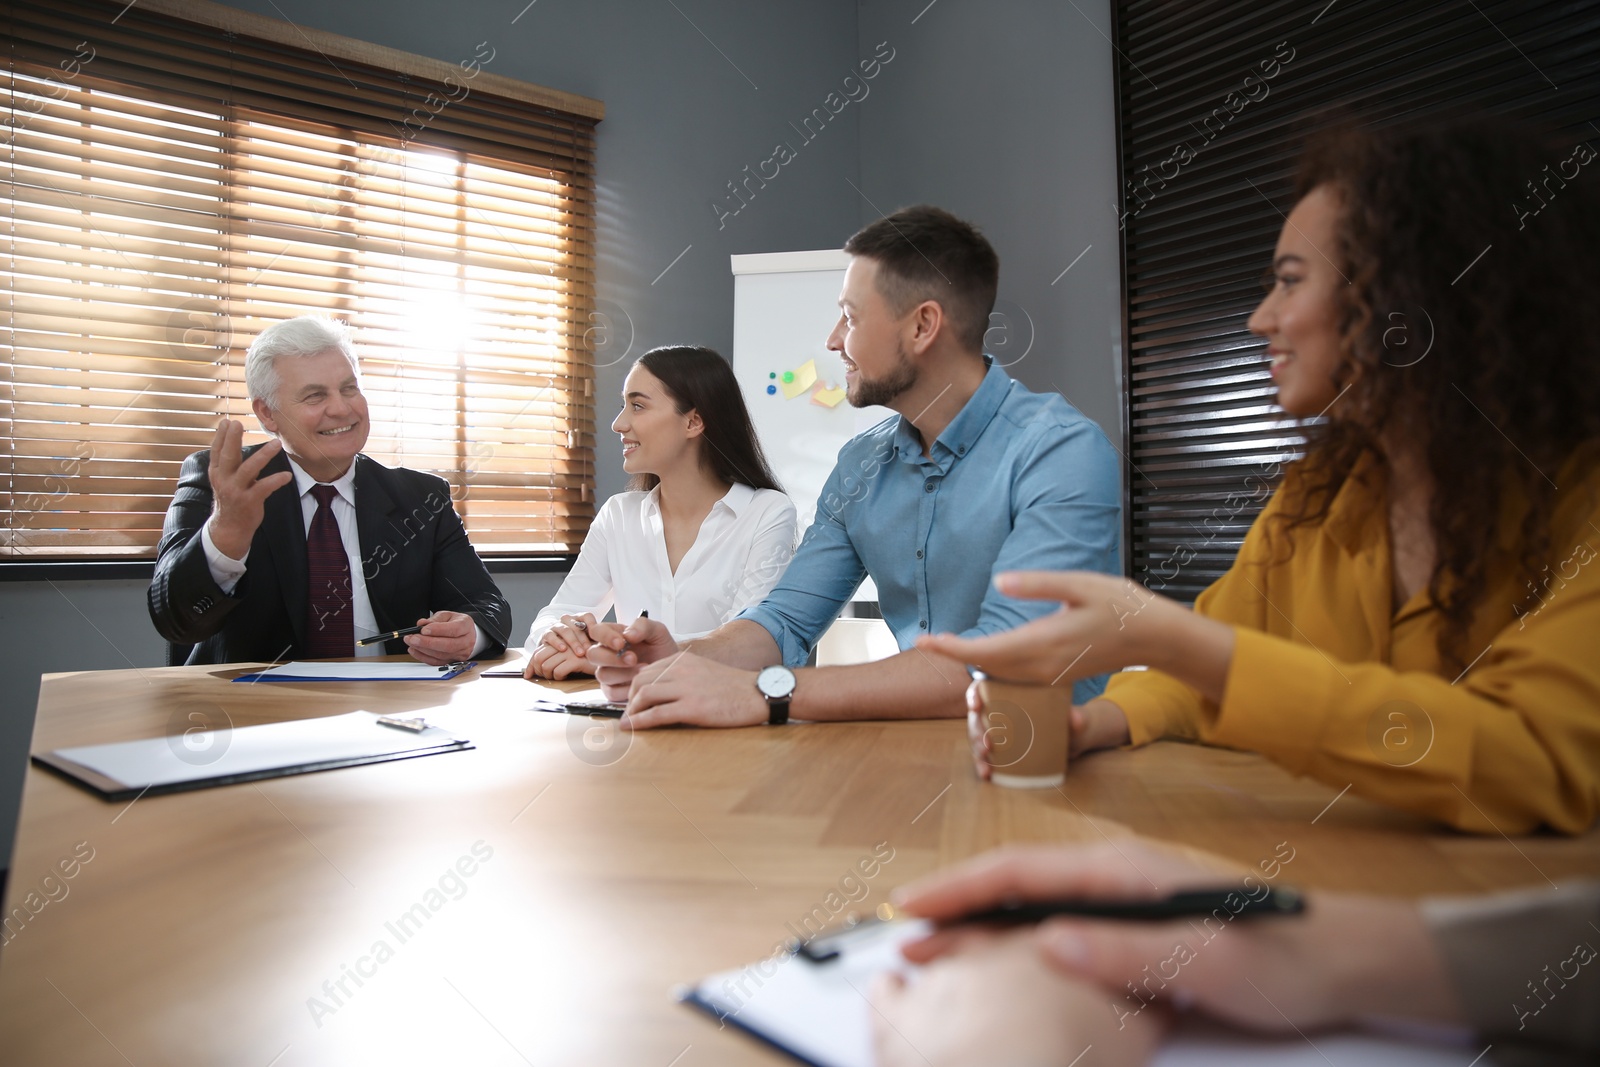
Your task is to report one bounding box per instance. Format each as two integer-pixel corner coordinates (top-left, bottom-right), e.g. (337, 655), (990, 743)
(2, 0), (602, 558)
(1113, 0), (1600, 601)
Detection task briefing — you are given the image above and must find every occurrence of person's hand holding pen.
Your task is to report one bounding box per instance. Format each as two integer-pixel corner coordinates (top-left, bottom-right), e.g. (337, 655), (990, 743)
(582, 612), (679, 702)
(869, 843), (1211, 1067)
(399, 611), (476, 666)
(875, 840), (1464, 1062)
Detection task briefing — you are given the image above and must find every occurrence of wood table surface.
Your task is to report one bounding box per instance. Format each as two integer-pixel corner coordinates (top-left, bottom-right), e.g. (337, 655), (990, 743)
(2, 659), (1596, 1066)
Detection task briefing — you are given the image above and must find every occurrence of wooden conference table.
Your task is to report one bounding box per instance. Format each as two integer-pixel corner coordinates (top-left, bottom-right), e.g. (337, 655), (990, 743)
(3, 659), (1598, 1066)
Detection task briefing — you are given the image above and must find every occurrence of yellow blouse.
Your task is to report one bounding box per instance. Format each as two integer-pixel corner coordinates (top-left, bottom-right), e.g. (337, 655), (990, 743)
(1104, 451), (1600, 834)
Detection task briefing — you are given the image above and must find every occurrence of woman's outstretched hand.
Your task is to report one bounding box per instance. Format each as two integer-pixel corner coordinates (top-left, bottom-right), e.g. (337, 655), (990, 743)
(920, 570), (1236, 706)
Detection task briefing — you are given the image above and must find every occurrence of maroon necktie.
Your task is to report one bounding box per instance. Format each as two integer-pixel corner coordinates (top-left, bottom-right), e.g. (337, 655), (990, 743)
(304, 483), (354, 658)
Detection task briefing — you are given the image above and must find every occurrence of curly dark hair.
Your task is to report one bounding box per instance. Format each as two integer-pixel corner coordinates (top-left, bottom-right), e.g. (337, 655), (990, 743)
(1269, 118), (1600, 672)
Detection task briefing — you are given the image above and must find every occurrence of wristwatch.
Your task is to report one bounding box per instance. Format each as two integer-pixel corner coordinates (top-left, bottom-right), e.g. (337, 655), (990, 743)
(756, 665), (796, 725)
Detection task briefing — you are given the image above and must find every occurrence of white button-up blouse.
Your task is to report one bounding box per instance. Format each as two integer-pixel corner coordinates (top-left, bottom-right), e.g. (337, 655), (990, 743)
(525, 482), (798, 648)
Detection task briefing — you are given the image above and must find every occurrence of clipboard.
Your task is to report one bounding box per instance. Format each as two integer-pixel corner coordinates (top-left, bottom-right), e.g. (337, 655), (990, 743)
(232, 660), (475, 682)
(679, 920), (1478, 1067)
(33, 711), (473, 801)
(680, 918), (921, 1067)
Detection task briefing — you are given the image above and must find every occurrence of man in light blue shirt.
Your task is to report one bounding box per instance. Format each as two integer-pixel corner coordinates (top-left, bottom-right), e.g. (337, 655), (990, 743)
(586, 205), (1120, 728)
(744, 357), (1117, 706)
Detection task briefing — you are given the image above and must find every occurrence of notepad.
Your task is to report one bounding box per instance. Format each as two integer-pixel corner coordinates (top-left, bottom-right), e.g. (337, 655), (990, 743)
(681, 921), (1476, 1067)
(232, 660), (475, 682)
(34, 711), (473, 800)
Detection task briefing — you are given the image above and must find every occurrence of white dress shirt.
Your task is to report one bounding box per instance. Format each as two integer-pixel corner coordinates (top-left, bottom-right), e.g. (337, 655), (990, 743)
(202, 457), (484, 657)
(525, 482), (798, 648)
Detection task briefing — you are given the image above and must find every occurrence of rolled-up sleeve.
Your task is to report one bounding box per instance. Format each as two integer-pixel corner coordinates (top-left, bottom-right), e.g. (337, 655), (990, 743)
(960, 418), (1122, 703)
(736, 463), (867, 667)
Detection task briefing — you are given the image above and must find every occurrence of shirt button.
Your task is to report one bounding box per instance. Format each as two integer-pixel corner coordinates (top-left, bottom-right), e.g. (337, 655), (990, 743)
(919, 619), (927, 629)
(957, 445), (966, 455)
(915, 549), (923, 559)
(924, 481), (935, 492)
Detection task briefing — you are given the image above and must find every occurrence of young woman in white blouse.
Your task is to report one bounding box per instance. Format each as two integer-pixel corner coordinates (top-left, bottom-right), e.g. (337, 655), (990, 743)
(523, 345), (798, 680)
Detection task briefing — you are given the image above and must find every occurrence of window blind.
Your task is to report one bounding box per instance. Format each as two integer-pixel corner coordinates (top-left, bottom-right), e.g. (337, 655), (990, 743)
(1113, 0), (1600, 601)
(3, 0), (603, 558)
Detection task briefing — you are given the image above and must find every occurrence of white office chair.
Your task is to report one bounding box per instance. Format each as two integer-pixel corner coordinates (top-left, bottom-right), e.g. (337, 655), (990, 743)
(815, 616), (898, 667)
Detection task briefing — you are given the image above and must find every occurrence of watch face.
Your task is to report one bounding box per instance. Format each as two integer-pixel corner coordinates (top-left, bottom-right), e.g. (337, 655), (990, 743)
(756, 665), (795, 700)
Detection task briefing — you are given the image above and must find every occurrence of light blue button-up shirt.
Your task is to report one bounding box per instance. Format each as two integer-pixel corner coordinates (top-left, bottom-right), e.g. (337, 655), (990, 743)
(738, 359), (1122, 703)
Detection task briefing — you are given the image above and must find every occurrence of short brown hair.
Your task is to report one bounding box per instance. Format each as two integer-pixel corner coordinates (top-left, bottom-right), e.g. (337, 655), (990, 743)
(843, 205), (999, 351)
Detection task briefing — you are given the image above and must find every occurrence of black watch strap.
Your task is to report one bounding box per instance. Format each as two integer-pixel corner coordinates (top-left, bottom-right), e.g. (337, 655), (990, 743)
(757, 665), (795, 725)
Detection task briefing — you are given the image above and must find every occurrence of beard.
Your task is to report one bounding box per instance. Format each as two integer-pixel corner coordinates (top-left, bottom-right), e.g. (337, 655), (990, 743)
(847, 341), (918, 408)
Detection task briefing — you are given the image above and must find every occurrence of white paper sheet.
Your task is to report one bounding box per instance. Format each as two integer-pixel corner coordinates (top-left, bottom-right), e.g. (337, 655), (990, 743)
(234, 660), (470, 681)
(51, 711), (467, 789)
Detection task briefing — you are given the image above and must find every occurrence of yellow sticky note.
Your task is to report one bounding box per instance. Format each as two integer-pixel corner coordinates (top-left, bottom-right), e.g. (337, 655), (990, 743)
(811, 382), (846, 408)
(780, 358), (817, 399)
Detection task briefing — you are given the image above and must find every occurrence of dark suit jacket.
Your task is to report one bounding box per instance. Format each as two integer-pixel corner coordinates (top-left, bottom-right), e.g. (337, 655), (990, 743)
(148, 447), (512, 665)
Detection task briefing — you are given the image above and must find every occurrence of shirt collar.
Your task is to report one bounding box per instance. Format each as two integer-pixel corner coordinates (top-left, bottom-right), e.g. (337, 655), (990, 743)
(893, 356), (1009, 468)
(717, 481), (757, 516)
(1322, 450), (1385, 554)
(287, 454), (358, 506)
(643, 481), (756, 517)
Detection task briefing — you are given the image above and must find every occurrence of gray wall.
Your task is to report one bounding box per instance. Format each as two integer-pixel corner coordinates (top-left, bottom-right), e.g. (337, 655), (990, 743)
(857, 0), (1124, 442)
(2, 0), (1123, 868)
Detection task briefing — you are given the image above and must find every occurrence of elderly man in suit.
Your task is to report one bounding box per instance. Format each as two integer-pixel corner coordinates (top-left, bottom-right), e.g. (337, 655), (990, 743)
(149, 316), (511, 665)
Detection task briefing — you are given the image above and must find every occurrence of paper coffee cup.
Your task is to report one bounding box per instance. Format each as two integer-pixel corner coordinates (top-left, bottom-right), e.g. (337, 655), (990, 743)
(975, 674), (1071, 788)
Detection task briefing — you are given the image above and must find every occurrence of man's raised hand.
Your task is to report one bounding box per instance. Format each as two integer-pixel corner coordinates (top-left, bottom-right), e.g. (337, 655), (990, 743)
(205, 419), (293, 559)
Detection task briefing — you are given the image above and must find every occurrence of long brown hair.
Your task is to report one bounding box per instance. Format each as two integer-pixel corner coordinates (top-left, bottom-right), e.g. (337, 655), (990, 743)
(1270, 119), (1600, 671)
(626, 345), (783, 495)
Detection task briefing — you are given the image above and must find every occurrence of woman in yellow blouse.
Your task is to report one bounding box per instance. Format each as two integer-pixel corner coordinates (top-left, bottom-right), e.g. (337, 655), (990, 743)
(921, 121), (1600, 834)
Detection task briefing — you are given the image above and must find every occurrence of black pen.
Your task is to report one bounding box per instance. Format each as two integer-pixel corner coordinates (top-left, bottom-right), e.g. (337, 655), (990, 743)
(358, 624), (424, 646)
(796, 887), (1305, 963)
(942, 886), (1305, 926)
(623, 610), (648, 657)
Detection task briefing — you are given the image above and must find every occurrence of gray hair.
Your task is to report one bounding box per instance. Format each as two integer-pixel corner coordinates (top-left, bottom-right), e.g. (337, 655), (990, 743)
(245, 316), (359, 407)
